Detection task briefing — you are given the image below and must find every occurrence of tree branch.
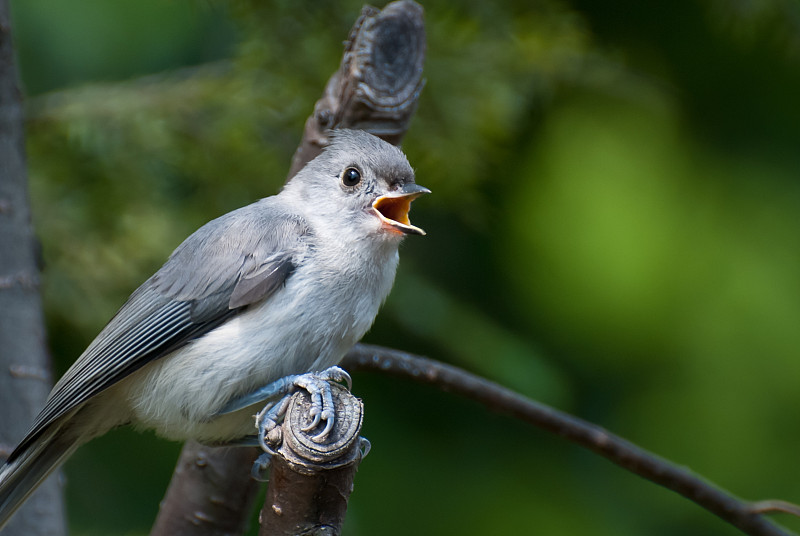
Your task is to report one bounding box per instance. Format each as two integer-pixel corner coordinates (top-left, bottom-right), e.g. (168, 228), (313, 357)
(341, 344), (798, 536)
(149, 443), (260, 536)
(257, 384), (367, 535)
(286, 0), (425, 179)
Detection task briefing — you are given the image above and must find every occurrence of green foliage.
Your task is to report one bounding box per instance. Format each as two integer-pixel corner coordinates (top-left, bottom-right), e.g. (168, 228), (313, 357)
(8, 0), (800, 534)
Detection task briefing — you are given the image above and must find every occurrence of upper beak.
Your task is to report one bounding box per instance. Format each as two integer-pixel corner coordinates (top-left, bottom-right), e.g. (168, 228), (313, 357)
(372, 183), (430, 236)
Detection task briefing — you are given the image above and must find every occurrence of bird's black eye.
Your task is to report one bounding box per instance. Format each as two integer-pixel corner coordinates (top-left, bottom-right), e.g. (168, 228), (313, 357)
(341, 167), (361, 187)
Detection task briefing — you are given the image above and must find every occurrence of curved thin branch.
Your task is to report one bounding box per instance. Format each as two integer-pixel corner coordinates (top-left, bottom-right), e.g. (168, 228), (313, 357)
(750, 502), (800, 519)
(342, 344), (798, 536)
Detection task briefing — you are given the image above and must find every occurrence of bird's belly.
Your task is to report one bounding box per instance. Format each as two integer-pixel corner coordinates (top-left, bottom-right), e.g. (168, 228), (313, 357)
(119, 276), (383, 442)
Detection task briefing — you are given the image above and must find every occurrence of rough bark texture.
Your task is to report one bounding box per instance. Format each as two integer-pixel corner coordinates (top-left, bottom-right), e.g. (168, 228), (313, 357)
(151, 2), (425, 534)
(149, 444), (260, 536)
(0, 1), (67, 535)
(287, 0), (425, 179)
(257, 385), (365, 536)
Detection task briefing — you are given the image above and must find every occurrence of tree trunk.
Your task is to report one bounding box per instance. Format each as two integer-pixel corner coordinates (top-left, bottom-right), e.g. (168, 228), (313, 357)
(0, 1), (67, 535)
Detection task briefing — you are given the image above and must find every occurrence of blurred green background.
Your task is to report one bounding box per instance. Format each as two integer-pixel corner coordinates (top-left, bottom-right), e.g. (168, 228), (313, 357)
(7, 0), (800, 534)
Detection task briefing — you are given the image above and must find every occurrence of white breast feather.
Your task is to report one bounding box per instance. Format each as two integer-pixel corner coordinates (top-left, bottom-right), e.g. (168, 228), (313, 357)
(120, 232), (400, 442)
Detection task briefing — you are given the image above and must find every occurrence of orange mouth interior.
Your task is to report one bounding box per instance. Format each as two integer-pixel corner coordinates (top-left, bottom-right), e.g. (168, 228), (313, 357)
(373, 196), (413, 226)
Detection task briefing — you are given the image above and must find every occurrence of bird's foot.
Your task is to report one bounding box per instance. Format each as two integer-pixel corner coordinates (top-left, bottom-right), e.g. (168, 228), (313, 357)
(251, 451), (272, 481)
(293, 367), (352, 440)
(232, 366), (351, 453)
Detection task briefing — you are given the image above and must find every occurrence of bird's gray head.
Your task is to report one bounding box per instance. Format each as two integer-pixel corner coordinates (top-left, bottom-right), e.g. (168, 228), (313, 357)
(283, 129), (429, 240)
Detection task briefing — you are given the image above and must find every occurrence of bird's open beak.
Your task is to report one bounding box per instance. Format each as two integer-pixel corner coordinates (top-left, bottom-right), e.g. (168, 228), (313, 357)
(372, 183), (430, 236)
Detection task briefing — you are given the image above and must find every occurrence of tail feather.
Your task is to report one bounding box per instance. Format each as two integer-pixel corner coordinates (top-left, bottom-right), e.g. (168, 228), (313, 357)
(0, 430), (78, 531)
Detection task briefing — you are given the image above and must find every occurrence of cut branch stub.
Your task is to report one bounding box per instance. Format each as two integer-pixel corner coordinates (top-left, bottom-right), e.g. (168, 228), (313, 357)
(258, 384), (367, 536)
(340, 0), (425, 138)
(288, 0), (426, 179)
(278, 384), (365, 470)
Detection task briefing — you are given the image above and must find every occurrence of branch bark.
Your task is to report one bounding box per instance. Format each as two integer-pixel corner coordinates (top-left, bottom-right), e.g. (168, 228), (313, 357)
(149, 443), (260, 536)
(0, 1), (66, 535)
(341, 344), (797, 536)
(151, 2), (426, 534)
(257, 384), (366, 535)
(287, 0), (425, 179)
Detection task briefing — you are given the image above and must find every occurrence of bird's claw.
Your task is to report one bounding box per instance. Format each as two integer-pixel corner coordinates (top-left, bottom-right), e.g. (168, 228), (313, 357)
(254, 366), (352, 448)
(255, 397), (289, 453)
(293, 366), (350, 441)
(293, 366), (351, 393)
(251, 452), (273, 482)
(359, 437), (372, 459)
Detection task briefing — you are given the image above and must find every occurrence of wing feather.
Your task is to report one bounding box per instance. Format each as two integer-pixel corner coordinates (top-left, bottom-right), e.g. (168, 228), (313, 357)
(10, 200), (310, 459)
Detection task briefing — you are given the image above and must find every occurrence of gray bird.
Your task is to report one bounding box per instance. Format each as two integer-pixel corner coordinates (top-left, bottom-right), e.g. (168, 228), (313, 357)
(0, 129), (428, 529)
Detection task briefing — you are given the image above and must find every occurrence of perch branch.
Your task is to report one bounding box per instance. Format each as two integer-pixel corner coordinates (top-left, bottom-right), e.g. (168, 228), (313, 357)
(257, 384), (367, 536)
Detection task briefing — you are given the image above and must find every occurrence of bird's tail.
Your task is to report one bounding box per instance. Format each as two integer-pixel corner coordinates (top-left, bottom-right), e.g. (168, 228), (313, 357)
(0, 428), (78, 531)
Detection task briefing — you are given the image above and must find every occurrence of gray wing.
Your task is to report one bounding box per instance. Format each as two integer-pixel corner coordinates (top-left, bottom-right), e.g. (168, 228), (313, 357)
(12, 199), (310, 458)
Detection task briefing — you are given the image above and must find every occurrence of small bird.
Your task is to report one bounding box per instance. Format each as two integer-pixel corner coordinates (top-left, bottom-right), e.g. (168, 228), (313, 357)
(0, 129), (428, 529)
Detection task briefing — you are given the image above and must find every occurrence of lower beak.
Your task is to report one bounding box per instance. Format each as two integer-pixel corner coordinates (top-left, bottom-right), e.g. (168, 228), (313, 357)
(372, 183), (430, 236)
